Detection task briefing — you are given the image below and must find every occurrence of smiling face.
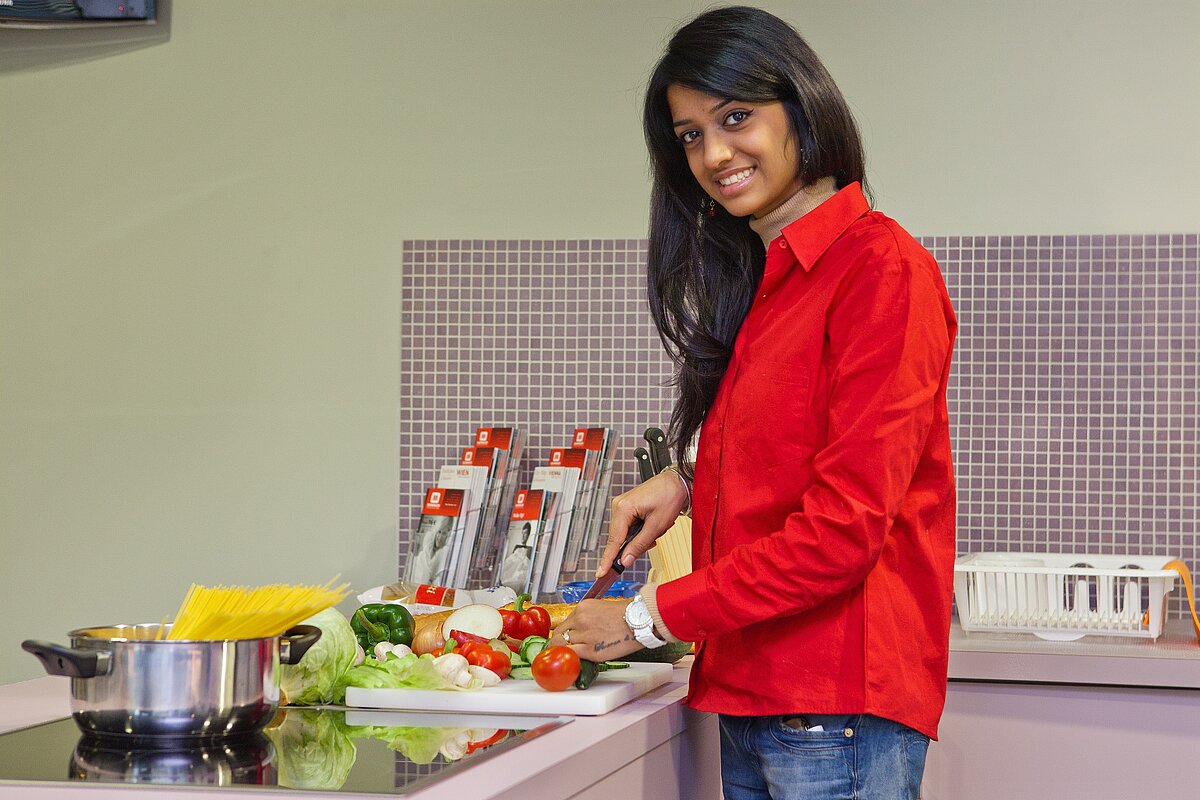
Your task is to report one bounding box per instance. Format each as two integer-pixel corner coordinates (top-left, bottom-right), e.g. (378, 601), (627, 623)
(667, 84), (805, 220)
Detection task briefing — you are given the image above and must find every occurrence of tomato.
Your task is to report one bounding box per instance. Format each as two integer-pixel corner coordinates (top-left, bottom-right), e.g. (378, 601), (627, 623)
(459, 641), (512, 680)
(531, 645), (581, 692)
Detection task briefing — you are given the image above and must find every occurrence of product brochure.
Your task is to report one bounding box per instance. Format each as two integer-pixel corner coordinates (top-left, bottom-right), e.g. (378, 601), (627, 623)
(403, 487), (468, 587)
(530, 463), (582, 594)
(495, 488), (557, 597)
(572, 427), (614, 554)
(467, 427), (524, 576)
(435, 463), (490, 587)
(550, 446), (592, 572)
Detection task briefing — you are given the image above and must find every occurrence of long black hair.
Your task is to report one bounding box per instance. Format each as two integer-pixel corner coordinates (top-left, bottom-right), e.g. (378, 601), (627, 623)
(643, 6), (869, 473)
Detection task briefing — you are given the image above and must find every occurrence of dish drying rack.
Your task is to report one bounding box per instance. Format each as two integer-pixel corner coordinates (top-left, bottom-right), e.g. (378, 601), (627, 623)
(953, 553), (1181, 641)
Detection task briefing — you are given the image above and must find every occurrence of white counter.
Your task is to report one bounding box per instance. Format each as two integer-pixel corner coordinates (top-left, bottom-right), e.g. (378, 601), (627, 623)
(948, 617), (1200, 688)
(0, 662), (721, 800)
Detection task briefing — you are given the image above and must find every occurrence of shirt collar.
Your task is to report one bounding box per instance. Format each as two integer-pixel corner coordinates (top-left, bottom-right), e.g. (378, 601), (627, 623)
(780, 181), (870, 272)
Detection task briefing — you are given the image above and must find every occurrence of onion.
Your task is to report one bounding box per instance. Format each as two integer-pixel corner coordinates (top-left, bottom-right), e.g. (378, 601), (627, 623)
(411, 624), (447, 656)
(440, 604), (504, 642)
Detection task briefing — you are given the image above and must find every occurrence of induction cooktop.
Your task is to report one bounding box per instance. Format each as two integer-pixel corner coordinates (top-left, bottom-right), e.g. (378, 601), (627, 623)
(0, 707), (569, 794)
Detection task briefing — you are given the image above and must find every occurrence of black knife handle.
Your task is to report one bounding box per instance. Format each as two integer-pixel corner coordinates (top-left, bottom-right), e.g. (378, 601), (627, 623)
(610, 518), (644, 575)
(643, 427), (671, 475)
(633, 447), (655, 483)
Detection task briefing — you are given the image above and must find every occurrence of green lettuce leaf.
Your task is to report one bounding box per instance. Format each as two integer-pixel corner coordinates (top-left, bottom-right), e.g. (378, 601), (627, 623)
(334, 652), (479, 702)
(279, 607), (359, 706)
(264, 708), (357, 789)
(341, 723), (467, 764)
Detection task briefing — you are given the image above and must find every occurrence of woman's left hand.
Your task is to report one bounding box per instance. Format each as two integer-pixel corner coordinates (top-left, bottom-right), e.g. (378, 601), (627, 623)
(547, 598), (643, 662)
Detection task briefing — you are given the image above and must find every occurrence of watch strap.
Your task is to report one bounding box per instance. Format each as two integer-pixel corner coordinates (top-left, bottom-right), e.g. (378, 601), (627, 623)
(626, 595), (667, 648)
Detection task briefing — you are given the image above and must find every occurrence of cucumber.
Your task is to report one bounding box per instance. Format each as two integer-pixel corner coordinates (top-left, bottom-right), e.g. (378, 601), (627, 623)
(623, 641), (693, 663)
(518, 635), (548, 663)
(509, 666), (534, 680)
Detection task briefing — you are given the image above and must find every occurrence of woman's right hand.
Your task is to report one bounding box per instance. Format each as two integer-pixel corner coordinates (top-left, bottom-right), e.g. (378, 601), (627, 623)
(595, 469), (690, 578)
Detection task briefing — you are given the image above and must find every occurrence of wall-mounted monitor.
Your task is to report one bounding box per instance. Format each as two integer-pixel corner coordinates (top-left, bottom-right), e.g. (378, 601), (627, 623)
(0, 0), (156, 28)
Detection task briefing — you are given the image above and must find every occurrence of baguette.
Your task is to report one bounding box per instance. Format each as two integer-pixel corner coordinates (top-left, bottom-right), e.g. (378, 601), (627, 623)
(411, 599), (622, 636)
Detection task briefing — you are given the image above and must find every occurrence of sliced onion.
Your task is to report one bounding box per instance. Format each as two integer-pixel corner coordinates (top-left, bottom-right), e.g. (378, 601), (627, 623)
(440, 604), (504, 642)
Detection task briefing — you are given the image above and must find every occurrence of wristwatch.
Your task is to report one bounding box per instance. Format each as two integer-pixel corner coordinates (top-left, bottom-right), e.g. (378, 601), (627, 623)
(624, 594), (667, 649)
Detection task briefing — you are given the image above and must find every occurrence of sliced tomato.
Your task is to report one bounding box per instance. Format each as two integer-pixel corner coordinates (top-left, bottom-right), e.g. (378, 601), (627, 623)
(460, 641), (512, 680)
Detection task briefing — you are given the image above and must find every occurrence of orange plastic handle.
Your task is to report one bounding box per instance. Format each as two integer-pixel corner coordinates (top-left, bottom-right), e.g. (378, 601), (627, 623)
(1163, 560), (1200, 644)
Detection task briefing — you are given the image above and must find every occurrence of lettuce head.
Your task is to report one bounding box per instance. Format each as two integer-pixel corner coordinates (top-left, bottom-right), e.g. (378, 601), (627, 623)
(280, 607), (359, 706)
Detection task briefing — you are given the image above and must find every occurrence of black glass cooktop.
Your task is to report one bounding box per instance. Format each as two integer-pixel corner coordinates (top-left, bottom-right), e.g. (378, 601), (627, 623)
(0, 707), (569, 794)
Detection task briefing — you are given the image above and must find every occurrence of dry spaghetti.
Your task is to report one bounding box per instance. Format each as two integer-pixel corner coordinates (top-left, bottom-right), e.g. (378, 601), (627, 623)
(165, 578), (350, 640)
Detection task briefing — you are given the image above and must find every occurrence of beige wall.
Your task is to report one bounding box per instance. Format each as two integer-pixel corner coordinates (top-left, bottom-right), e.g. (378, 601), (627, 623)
(1, 1), (1196, 684)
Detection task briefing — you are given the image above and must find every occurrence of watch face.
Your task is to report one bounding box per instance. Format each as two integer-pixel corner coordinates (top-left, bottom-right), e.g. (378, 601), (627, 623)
(625, 597), (651, 628)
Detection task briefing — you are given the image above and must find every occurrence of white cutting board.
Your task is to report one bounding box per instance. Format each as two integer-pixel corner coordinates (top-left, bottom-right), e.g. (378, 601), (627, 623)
(344, 662), (673, 716)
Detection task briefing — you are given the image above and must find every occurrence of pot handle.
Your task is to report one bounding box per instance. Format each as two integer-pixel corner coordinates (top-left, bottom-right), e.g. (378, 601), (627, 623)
(278, 625), (322, 665)
(21, 640), (112, 679)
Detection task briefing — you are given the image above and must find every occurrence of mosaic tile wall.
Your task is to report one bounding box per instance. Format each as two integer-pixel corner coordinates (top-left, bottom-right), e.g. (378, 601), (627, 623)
(399, 234), (1200, 615)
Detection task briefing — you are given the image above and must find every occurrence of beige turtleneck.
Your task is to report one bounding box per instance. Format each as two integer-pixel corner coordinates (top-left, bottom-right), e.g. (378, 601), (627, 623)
(747, 176), (838, 248)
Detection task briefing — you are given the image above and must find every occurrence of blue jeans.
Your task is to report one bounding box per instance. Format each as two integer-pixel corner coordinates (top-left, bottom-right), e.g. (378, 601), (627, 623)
(718, 713), (929, 800)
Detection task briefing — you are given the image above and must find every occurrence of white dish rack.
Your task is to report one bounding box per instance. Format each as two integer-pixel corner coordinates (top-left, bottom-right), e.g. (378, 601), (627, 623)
(954, 552), (1181, 641)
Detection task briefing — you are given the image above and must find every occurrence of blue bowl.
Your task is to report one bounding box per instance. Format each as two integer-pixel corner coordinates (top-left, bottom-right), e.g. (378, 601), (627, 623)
(558, 580), (641, 603)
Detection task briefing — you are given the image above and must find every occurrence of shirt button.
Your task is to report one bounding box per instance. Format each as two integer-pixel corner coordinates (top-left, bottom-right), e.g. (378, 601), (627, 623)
(779, 240), (788, 250)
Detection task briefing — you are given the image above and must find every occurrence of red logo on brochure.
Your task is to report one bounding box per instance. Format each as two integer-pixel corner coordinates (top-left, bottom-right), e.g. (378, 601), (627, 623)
(475, 427), (514, 450)
(510, 489), (544, 522)
(422, 487), (465, 516)
(572, 428), (606, 450)
(550, 448), (588, 469)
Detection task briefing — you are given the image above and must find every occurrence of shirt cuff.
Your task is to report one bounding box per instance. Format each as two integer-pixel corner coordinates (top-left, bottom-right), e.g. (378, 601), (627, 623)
(640, 584), (682, 643)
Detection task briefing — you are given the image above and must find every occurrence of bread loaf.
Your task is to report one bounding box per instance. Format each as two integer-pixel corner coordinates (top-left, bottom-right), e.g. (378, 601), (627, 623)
(411, 599), (621, 635)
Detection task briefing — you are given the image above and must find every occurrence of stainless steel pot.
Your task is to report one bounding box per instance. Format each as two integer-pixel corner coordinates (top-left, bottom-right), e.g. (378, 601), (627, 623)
(22, 623), (320, 740)
(70, 732), (276, 785)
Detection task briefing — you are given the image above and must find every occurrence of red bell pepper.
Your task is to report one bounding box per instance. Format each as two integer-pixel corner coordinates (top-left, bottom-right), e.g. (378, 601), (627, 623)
(501, 594), (552, 640)
(498, 607), (521, 639)
(466, 729), (509, 754)
(448, 629), (490, 647)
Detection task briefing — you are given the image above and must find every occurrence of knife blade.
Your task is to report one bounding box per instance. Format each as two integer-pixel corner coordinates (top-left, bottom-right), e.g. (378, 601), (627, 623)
(581, 518), (644, 600)
(643, 427), (671, 475)
(633, 447), (655, 483)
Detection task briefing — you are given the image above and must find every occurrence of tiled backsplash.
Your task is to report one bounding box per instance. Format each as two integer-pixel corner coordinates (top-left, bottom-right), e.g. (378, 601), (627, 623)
(400, 235), (1200, 615)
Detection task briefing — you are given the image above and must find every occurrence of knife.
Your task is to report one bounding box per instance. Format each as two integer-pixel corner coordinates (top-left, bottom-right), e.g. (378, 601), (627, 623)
(581, 518), (644, 600)
(634, 447), (655, 483)
(643, 427), (671, 475)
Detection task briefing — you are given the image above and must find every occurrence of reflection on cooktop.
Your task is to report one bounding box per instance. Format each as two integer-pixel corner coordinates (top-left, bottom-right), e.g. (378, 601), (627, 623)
(0, 707), (569, 795)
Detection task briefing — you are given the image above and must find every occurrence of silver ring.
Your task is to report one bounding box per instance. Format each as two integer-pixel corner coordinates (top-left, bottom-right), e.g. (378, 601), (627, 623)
(561, 629), (571, 644)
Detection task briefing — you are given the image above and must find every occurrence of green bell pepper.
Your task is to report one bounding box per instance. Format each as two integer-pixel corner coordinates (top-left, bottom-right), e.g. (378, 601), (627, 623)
(350, 603), (415, 651)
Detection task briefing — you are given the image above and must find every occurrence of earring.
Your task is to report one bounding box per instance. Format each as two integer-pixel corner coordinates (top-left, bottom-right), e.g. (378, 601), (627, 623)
(707, 198), (717, 218)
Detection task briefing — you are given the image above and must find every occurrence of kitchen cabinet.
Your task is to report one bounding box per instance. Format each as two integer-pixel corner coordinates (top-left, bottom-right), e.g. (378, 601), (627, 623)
(926, 618), (1200, 798)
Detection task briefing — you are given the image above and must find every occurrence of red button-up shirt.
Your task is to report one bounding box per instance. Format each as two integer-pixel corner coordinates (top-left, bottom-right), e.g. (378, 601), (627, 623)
(656, 183), (957, 739)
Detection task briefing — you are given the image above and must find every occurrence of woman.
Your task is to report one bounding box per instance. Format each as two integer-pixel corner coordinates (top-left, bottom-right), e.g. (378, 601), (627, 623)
(498, 521), (535, 592)
(550, 7), (957, 799)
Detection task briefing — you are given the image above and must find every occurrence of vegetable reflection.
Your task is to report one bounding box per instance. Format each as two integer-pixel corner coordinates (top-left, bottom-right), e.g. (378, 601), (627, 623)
(265, 709), (514, 789)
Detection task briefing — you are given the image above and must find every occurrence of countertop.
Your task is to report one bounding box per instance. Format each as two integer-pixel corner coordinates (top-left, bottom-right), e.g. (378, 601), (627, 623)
(4, 619), (1197, 798)
(947, 616), (1200, 688)
(0, 661), (720, 800)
